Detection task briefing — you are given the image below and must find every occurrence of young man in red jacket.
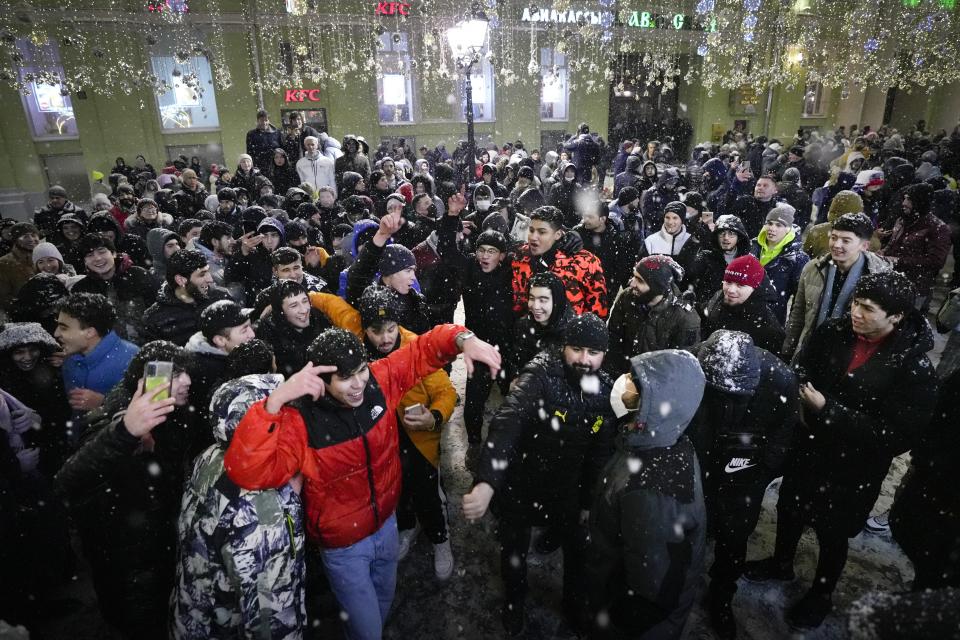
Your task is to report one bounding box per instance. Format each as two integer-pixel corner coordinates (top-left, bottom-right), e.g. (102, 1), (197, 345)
(225, 314), (500, 640)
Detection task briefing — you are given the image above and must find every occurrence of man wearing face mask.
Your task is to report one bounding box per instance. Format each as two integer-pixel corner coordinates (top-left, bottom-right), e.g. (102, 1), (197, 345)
(689, 331), (799, 639)
(606, 255), (700, 376)
(463, 313), (616, 636)
(584, 349), (707, 640)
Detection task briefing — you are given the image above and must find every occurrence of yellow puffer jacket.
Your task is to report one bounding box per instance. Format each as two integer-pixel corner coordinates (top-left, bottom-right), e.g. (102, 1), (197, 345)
(309, 292), (456, 466)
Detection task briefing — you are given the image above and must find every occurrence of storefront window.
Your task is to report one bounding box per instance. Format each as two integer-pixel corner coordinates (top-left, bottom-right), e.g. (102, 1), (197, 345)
(802, 80), (829, 118)
(150, 53), (220, 130)
(16, 39), (78, 140)
(459, 58), (495, 122)
(540, 48), (568, 121)
(378, 32), (415, 123)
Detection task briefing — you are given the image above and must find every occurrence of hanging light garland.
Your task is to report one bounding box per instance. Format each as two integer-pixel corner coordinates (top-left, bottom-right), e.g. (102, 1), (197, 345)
(1, 0), (959, 100)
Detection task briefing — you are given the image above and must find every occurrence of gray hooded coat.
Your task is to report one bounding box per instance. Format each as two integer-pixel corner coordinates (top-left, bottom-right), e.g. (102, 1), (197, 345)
(587, 350), (707, 640)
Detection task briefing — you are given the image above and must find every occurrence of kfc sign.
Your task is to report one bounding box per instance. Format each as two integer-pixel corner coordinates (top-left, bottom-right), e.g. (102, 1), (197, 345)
(375, 2), (411, 15)
(285, 89), (321, 103)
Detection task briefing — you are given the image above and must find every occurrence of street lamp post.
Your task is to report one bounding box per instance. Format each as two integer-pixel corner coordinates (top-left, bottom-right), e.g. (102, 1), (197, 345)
(447, 14), (489, 186)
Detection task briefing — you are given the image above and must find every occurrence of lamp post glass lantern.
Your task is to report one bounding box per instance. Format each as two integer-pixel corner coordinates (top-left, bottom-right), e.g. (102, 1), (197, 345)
(447, 15), (489, 184)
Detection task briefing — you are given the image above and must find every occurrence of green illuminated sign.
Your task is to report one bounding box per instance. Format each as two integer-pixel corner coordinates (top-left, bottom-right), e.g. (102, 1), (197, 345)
(625, 10), (717, 31)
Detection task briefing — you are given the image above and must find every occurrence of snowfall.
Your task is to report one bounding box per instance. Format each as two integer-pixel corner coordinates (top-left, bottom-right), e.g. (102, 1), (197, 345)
(12, 302), (951, 640)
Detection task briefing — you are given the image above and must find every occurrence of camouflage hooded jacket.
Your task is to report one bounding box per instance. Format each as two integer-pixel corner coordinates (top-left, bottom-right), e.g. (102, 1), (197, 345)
(172, 374), (306, 640)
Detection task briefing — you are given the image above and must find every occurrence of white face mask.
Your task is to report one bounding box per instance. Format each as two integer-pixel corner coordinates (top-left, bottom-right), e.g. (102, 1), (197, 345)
(610, 373), (639, 419)
(475, 199), (492, 212)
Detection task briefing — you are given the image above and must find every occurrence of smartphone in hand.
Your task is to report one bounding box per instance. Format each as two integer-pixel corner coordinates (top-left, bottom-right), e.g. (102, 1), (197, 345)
(145, 361), (173, 402)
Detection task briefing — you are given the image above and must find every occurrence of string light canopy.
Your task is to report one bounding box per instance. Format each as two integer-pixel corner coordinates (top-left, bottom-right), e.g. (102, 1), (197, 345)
(1, 0), (959, 102)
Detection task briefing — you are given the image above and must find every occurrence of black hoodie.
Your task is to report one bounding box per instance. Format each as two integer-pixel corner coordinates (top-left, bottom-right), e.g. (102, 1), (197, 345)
(510, 272), (573, 374)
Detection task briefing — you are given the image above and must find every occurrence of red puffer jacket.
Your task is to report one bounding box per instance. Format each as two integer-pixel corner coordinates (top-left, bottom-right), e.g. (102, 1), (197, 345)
(512, 245), (608, 318)
(225, 324), (465, 548)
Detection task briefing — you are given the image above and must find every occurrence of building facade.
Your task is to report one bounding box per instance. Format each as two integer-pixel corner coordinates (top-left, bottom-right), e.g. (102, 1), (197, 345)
(0, 0), (954, 218)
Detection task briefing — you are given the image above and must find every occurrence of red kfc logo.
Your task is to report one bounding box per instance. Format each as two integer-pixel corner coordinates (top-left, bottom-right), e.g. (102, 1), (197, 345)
(284, 89), (321, 103)
(375, 2), (411, 15)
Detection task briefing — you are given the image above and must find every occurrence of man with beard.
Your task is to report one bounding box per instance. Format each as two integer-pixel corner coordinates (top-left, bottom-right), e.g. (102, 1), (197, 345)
(605, 254), (700, 376)
(212, 187), (240, 227)
(0, 222), (41, 314)
(34, 185), (87, 238)
(255, 280), (332, 377)
(463, 313), (616, 636)
(143, 249), (231, 346)
(110, 184), (140, 229)
(191, 221), (240, 301)
(702, 254), (785, 353)
(296, 135), (337, 197)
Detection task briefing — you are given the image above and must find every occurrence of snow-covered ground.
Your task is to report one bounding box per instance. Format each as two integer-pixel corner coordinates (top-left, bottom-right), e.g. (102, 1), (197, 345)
(27, 302), (950, 640)
(381, 304), (949, 640)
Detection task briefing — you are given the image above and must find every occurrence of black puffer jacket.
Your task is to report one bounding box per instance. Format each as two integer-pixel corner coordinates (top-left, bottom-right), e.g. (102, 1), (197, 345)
(476, 348), (616, 523)
(255, 308), (331, 378)
(702, 290), (785, 355)
(142, 282), (231, 346)
(436, 215), (514, 350)
(224, 246), (274, 307)
(54, 383), (193, 638)
(784, 311), (939, 537)
(172, 185), (209, 220)
(689, 333), (798, 475)
(605, 289), (700, 376)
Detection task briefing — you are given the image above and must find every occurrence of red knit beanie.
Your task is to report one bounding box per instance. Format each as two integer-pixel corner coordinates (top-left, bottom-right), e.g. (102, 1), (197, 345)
(724, 255), (765, 289)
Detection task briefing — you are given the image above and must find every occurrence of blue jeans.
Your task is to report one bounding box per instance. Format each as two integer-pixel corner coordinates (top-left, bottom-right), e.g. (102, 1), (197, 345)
(320, 514), (399, 640)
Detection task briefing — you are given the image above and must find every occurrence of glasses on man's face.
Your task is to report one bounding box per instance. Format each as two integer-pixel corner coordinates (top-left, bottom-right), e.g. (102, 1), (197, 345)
(475, 247), (501, 256)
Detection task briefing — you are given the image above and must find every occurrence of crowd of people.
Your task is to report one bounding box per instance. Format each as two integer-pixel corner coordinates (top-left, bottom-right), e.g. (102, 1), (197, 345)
(1, 109), (959, 640)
